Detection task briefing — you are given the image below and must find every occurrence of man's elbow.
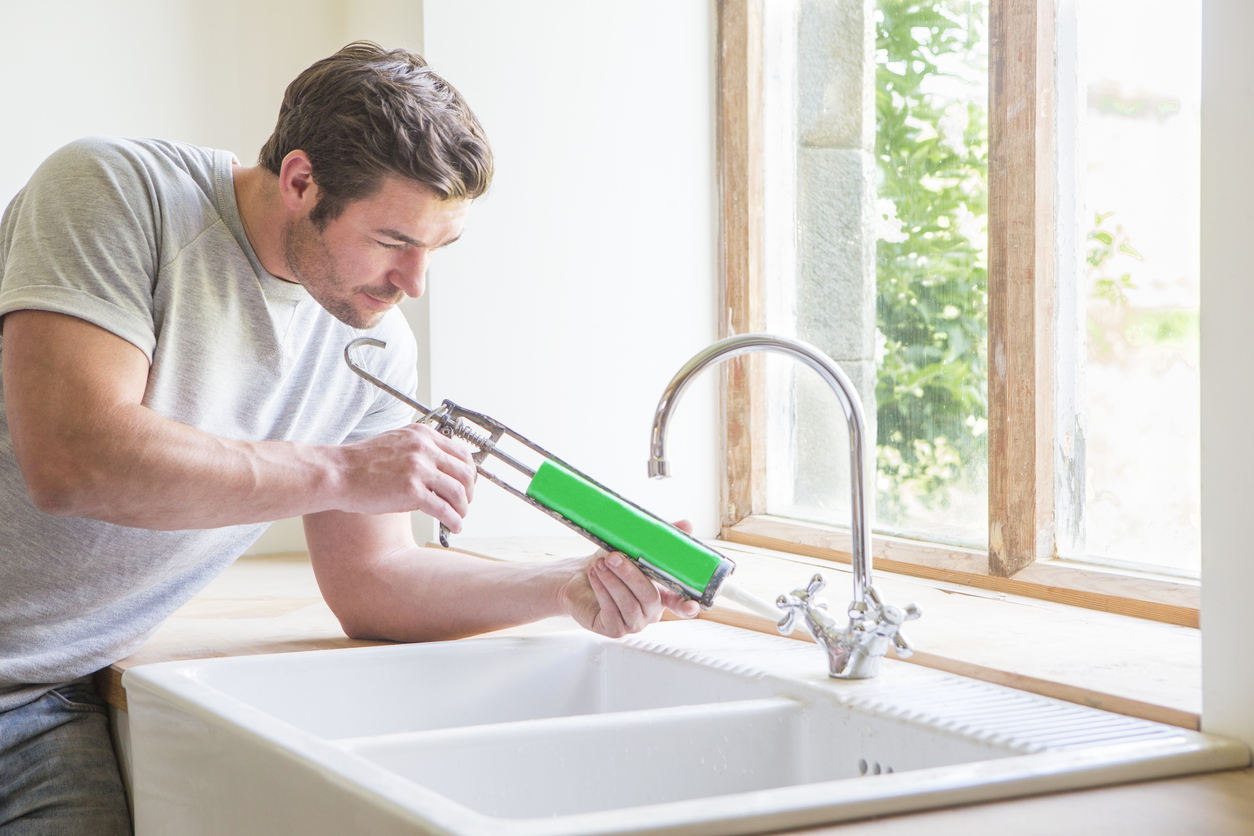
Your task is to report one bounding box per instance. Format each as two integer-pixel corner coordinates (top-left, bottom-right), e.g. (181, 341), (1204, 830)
(21, 459), (102, 517)
(329, 597), (429, 643)
(318, 585), (381, 640)
(333, 607), (387, 642)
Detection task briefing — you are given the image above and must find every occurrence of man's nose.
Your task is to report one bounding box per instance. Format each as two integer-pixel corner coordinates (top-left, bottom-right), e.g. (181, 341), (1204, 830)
(391, 248), (429, 298)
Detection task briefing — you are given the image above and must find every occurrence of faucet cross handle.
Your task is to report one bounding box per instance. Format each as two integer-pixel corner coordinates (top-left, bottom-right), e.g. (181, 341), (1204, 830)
(775, 593), (804, 636)
(775, 574), (833, 636)
(866, 594), (922, 659)
(775, 592), (822, 636)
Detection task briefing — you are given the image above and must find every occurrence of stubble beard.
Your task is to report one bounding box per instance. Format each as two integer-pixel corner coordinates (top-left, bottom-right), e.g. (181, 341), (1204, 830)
(282, 217), (388, 330)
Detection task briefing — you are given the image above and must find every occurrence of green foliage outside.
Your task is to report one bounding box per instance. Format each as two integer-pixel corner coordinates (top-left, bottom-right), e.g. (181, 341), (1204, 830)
(1086, 213), (1198, 360)
(1088, 211), (1141, 307)
(874, 0), (989, 524)
(1122, 309), (1199, 351)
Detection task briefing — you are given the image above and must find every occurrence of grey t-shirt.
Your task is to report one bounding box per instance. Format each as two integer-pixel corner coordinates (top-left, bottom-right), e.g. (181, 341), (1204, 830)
(0, 137), (418, 711)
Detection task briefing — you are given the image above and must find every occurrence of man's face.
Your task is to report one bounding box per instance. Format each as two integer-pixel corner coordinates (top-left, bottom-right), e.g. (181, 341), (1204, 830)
(282, 176), (471, 329)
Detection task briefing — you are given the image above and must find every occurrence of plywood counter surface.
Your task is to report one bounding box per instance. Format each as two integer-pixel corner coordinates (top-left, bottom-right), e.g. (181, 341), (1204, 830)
(102, 548), (1254, 835)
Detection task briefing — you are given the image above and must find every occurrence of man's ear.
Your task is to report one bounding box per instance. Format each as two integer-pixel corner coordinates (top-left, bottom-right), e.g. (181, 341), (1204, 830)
(277, 150), (320, 212)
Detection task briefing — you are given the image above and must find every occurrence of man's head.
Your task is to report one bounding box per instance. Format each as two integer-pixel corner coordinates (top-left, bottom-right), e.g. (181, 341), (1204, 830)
(258, 41), (493, 230)
(257, 43), (490, 328)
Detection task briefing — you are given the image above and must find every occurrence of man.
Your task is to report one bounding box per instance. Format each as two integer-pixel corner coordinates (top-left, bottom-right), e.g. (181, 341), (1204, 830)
(0, 42), (698, 833)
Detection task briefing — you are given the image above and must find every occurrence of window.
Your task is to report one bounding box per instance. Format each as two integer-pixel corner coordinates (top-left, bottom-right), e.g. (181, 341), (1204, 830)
(715, 0), (1200, 625)
(1058, 0), (1202, 577)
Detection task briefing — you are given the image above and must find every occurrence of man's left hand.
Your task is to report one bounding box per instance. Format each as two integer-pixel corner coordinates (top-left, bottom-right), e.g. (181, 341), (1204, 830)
(558, 520), (702, 638)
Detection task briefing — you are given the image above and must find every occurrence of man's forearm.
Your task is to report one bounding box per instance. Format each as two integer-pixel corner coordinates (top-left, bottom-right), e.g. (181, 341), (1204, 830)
(19, 403), (478, 531)
(314, 540), (575, 642)
(304, 509), (699, 643)
(3, 310), (346, 529)
(25, 401), (347, 529)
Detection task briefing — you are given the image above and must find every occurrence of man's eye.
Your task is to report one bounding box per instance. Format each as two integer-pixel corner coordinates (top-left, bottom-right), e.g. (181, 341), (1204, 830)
(377, 240), (404, 250)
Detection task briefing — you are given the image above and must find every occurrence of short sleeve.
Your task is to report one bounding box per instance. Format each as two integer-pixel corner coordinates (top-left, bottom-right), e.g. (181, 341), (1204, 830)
(0, 138), (161, 359)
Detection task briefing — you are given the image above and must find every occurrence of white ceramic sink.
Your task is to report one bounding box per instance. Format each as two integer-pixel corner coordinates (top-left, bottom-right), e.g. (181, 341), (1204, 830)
(123, 621), (1249, 836)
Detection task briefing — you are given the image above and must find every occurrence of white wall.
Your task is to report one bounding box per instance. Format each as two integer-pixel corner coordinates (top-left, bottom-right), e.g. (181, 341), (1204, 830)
(0, 0), (352, 206)
(1200, 0), (1254, 749)
(421, 0), (721, 542)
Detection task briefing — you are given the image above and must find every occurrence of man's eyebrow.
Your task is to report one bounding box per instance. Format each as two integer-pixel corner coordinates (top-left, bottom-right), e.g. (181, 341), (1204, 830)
(375, 228), (462, 249)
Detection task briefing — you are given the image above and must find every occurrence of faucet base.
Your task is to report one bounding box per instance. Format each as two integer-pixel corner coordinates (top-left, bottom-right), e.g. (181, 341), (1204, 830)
(777, 574), (920, 680)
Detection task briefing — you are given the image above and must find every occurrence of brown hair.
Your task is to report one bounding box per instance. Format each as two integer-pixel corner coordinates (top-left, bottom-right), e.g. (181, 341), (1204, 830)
(258, 41), (493, 228)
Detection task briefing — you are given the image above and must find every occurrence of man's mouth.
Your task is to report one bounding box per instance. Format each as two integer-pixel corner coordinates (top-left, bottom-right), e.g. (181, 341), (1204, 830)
(360, 292), (402, 311)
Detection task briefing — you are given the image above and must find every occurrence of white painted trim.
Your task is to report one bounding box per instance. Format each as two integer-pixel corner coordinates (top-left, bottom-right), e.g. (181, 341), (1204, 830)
(1200, 0), (1254, 748)
(1052, 0), (1088, 558)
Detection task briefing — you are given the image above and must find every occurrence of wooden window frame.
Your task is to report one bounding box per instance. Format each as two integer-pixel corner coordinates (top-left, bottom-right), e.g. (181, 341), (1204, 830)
(715, 0), (1200, 628)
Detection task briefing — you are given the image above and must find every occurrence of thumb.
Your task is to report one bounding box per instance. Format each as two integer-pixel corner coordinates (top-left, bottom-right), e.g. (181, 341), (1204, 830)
(661, 587), (701, 619)
(671, 518), (694, 534)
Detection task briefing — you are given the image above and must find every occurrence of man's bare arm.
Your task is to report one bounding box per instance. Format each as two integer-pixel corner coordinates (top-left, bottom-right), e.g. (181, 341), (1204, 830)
(1, 310), (476, 530)
(304, 509), (699, 642)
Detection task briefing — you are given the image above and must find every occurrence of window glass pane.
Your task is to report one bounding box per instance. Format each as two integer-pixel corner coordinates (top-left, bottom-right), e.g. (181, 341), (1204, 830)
(1063, 0), (1201, 575)
(761, 0), (989, 548)
(874, 0), (989, 547)
(763, 0), (1199, 575)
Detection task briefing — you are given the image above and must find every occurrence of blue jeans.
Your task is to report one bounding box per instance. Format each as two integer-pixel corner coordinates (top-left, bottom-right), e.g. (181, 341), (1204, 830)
(0, 678), (130, 835)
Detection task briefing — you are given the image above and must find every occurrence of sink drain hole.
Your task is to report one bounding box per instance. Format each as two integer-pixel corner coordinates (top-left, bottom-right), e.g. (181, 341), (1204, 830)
(858, 759), (892, 776)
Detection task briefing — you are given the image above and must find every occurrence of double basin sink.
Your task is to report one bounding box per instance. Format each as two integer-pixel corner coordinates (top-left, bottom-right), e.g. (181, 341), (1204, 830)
(123, 620), (1249, 835)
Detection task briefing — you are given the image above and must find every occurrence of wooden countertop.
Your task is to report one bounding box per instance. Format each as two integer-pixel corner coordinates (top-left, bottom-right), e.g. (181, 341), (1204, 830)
(101, 546), (1254, 835)
(95, 551), (581, 712)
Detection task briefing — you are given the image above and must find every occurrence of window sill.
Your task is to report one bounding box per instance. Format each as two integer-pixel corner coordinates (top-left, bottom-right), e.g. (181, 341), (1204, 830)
(726, 515), (1199, 627)
(450, 532), (1201, 731)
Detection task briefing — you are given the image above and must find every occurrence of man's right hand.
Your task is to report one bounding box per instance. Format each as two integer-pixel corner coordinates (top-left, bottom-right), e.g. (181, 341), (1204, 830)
(336, 423), (477, 531)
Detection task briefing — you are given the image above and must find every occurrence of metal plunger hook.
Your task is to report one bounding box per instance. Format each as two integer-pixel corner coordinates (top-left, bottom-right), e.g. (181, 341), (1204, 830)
(344, 337), (437, 418)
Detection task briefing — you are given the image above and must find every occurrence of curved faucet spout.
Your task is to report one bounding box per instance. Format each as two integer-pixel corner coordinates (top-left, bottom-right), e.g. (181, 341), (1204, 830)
(648, 333), (872, 604)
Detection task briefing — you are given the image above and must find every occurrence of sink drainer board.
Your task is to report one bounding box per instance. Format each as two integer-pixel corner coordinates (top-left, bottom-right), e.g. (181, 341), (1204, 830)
(123, 621), (1249, 836)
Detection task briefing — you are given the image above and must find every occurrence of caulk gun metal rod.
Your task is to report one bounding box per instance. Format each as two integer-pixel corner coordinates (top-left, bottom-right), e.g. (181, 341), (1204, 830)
(345, 343), (532, 477)
(482, 445), (536, 479)
(344, 337), (435, 415)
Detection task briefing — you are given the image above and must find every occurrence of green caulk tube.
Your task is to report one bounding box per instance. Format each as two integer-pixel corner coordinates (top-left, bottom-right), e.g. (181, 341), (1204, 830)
(524, 459), (738, 608)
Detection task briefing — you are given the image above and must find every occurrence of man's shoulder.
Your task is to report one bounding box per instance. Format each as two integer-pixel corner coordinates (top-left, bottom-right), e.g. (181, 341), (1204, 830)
(41, 136), (220, 195)
(35, 137), (235, 265)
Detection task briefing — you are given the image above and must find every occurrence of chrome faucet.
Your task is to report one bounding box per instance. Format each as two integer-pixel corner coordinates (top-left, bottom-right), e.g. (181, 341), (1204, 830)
(648, 333), (920, 679)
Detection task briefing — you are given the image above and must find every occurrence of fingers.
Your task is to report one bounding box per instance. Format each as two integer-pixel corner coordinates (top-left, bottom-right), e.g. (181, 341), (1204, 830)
(427, 426), (476, 463)
(589, 552), (669, 637)
(427, 452), (476, 514)
(403, 431), (474, 532)
(412, 478), (469, 533)
(591, 555), (653, 636)
(341, 424), (478, 528)
(586, 565), (624, 635)
(660, 587), (701, 619)
(416, 425), (477, 502)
